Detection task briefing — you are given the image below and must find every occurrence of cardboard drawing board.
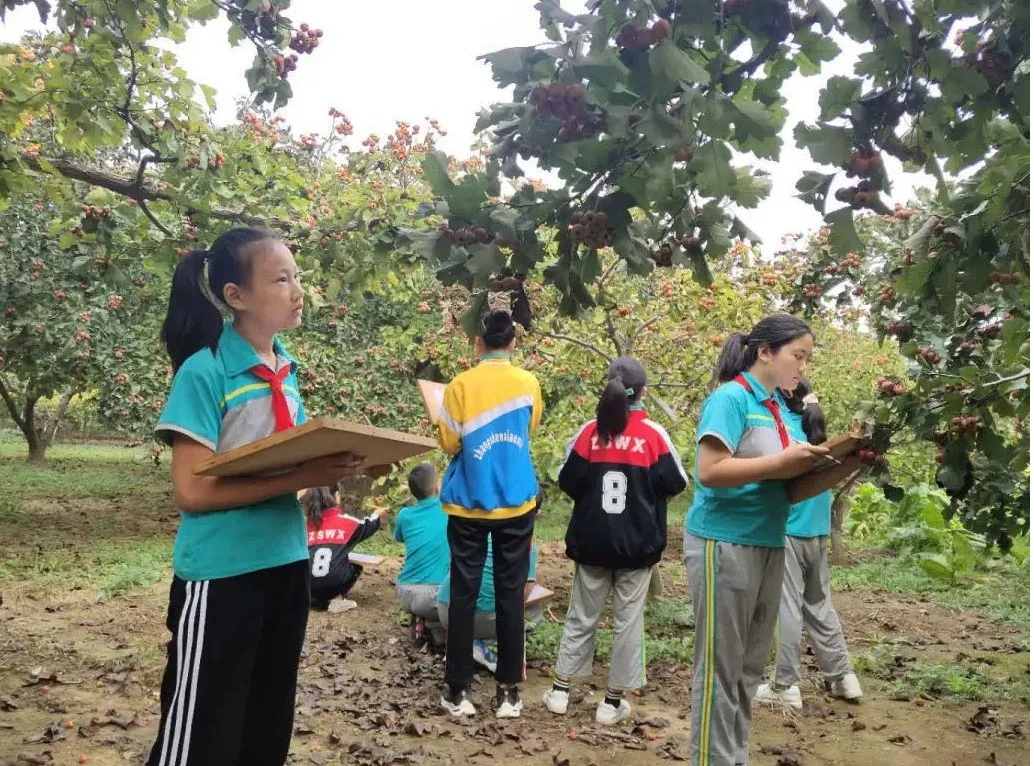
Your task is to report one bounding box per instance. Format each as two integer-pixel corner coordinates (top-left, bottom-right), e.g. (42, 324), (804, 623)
(788, 432), (862, 479)
(195, 418), (437, 478)
(417, 379), (446, 423)
(524, 583), (554, 607)
(348, 552), (385, 566)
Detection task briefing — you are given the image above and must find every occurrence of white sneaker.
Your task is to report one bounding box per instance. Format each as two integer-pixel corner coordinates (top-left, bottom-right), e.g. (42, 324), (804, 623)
(327, 597), (358, 613)
(830, 672), (863, 701)
(543, 688), (569, 715)
(753, 682), (803, 710)
(495, 687), (522, 719)
(472, 639), (498, 673)
(440, 687), (477, 717)
(595, 698), (631, 725)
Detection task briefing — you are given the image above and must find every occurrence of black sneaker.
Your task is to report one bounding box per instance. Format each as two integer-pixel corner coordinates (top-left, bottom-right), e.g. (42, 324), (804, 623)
(494, 685), (522, 719)
(440, 684), (476, 717)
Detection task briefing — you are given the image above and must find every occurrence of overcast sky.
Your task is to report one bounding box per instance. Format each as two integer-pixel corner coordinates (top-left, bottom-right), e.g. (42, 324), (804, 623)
(2, 0), (934, 250)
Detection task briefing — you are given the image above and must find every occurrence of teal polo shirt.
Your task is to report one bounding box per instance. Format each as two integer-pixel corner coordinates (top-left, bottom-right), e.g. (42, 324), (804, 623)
(155, 322), (309, 581)
(783, 408), (832, 538)
(438, 544), (539, 613)
(685, 371), (790, 548)
(393, 496), (451, 586)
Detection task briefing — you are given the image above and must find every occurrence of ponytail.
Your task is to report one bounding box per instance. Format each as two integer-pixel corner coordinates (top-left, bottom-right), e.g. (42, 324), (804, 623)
(715, 331), (751, 384)
(596, 378), (630, 445)
(784, 380), (827, 445)
(302, 486), (338, 529)
(714, 313), (813, 384)
(596, 356), (648, 444)
(160, 227), (276, 372)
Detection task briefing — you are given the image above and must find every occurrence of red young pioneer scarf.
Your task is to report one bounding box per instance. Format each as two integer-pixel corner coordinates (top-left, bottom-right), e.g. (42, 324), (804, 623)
(249, 364), (295, 432)
(733, 374), (790, 448)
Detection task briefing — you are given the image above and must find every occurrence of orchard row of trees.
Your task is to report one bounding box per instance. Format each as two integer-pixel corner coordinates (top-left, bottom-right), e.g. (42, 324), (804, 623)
(0, 0), (1028, 545)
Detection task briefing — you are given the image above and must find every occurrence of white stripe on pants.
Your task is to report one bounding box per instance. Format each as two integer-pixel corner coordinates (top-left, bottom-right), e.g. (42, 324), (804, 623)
(774, 535), (852, 687)
(554, 564), (652, 691)
(157, 580), (209, 766)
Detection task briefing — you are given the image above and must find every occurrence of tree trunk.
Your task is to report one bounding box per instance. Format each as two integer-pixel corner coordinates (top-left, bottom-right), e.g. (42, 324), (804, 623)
(829, 469), (865, 566)
(21, 395), (47, 463)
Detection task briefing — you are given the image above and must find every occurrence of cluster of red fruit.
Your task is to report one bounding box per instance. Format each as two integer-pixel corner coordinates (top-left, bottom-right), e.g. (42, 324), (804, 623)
(891, 202), (915, 220)
(886, 321), (911, 340)
(53, 289), (67, 301)
(650, 236), (701, 267)
(875, 376), (906, 397)
(385, 121), (429, 162)
(108, 294), (123, 310)
(568, 210), (612, 249)
(840, 252), (862, 269)
(957, 339), (980, 353)
(488, 275), (523, 291)
(529, 83), (601, 143)
(80, 204), (110, 220)
(977, 323), (1002, 338)
(883, 135), (927, 166)
(878, 284), (895, 306)
(989, 271), (1022, 286)
(949, 415), (981, 437)
(438, 223), (491, 247)
(328, 108), (354, 136)
(289, 24), (323, 54)
(835, 180), (880, 211)
(272, 53), (300, 78)
(616, 19), (671, 51)
(858, 449), (887, 466)
(845, 148), (882, 178)
(965, 43), (1014, 88)
(915, 346), (942, 365)
(803, 283), (823, 300)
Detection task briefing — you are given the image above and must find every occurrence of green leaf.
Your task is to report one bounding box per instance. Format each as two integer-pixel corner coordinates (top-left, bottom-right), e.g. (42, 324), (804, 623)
(795, 171), (836, 213)
(459, 292), (490, 338)
(649, 41), (710, 95)
(572, 48), (629, 85)
(918, 553), (953, 582)
(421, 151), (454, 196)
(818, 76), (861, 120)
(690, 140), (737, 199)
(823, 207), (864, 254)
(793, 123), (854, 166)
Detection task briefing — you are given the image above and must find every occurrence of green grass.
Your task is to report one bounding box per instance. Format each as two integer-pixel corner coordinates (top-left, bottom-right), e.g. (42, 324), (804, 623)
(831, 554), (1030, 628)
(852, 640), (1015, 702)
(526, 596), (694, 664)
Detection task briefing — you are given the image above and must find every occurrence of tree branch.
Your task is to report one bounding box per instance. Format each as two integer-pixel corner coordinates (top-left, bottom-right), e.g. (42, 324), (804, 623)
(48, 389), (75, 444)
(0, 375), (26, 432)
(22, 154), (292, 230)
(536, 331), (612, 361)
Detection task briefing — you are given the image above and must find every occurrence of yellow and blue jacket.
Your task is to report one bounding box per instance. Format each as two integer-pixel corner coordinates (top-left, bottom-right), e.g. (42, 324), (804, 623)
(437, 357), (542, 519)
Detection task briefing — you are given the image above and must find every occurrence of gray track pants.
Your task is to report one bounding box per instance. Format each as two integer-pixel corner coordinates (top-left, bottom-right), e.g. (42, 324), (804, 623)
(774, 536), (852, 687)
(554, 565), (652, 691)
(396, 583), (441, 621)
(685, 532), (783, 766)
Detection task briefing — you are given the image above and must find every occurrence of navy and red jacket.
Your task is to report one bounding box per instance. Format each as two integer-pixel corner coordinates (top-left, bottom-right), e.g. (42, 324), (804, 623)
(558, 410), (689, 570)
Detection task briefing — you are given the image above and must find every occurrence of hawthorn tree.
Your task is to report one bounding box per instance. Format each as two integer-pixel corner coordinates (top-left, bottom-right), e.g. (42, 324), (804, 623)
(0, 193), (161, 460)
(398, 0), (1028, 547)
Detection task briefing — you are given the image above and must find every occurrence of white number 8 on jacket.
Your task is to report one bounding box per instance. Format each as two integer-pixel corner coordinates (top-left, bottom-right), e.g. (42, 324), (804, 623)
(601, 471), (628, 514)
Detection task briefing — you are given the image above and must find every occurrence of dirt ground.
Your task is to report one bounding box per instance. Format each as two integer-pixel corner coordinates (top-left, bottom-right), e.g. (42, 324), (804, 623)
(0, 518), (1029, 766)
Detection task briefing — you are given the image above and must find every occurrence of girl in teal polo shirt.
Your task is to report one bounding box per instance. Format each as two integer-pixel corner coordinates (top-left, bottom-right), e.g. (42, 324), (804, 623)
(754, 381), (862, 709)
(148, 228), (373, 766)
(684, 314), (860, 766)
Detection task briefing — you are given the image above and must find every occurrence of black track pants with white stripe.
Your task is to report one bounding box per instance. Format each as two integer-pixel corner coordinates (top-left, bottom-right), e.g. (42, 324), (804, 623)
(147, 560), (310, 766)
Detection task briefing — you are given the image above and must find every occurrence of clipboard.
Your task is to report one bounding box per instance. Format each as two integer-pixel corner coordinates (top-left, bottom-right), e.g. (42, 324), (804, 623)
(195, 418), (437, 478)
(417, 379), (446, 423)
(792, 432), (862, 476)
(524, 583), (554, 607)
